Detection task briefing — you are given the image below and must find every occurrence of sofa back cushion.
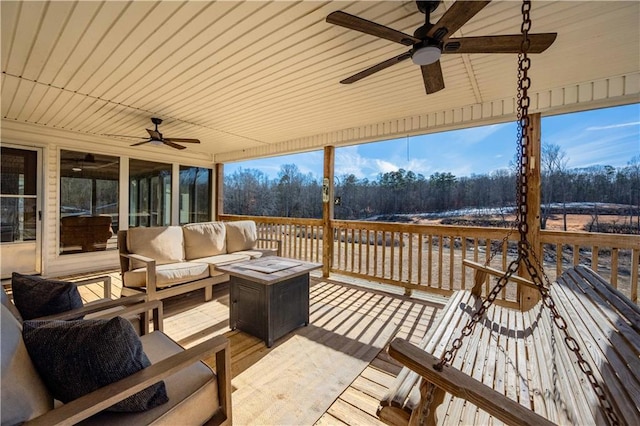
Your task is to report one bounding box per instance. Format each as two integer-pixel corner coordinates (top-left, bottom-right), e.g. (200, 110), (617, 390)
(1, 305), (53, 425)
(127, 226), (185, 269)
(225, 221), (257, 253)
(182, 222), (227, 260)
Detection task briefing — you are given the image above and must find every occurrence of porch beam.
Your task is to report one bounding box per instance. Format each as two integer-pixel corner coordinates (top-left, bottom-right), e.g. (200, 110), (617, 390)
(215, 163), (224, 220)
(520, 112), (542, 310)
(322, 146), (335, 277)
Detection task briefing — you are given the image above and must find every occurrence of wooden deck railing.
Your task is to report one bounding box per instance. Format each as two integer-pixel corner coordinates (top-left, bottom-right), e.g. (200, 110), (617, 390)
(220, 214), (639, 305)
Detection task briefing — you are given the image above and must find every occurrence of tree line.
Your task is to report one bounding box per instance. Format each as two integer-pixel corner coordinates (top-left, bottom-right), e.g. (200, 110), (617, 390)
(224, 146), (640, 232)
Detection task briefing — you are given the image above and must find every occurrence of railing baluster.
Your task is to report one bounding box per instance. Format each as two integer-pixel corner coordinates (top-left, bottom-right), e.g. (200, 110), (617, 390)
(427, 234), (433, 288)
(611, 248), (619, 288)
(632, 249), (639, 303)
(461, 237), (467, 290)
(382, 231), (387, 279)
(390, 232), (396, 281)
(555, 243), (563, 279)
(437, 236), (443, 289)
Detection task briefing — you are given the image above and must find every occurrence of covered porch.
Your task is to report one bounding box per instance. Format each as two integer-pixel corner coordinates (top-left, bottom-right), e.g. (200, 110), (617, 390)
(1, 1), (639, 425)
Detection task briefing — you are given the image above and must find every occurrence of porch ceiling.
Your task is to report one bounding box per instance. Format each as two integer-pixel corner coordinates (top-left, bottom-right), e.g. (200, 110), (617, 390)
(1, 1), (639, 163)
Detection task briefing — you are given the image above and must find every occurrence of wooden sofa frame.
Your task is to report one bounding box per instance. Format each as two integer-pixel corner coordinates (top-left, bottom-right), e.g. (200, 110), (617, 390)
(379, 260), (640, 425)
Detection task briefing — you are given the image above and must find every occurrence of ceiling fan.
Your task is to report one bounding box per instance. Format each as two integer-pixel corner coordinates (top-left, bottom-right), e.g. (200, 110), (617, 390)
(105, 117), (201, 150)
(326, 0), (557, 94)
(62, 153), (118, 172)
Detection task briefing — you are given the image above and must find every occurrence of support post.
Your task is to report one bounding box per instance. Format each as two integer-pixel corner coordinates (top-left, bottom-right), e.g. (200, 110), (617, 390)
(322, 146), (335, 278)
(520, 112), (542, 310)
(215, 163), (224, 221)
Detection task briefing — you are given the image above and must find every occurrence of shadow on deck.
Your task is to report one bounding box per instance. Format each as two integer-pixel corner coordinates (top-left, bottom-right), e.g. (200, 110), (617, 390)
(53, 269), (448, 425)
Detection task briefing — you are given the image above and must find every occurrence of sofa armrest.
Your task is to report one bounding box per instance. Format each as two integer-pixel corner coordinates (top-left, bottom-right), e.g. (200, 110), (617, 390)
(257, 238), (282, 257)
(71, 275), (112, 299)
(120, 252), (156, 268)
(119, 253), (159, 299)
(37, 297), (164, 335)
(24, 334), (231, 426)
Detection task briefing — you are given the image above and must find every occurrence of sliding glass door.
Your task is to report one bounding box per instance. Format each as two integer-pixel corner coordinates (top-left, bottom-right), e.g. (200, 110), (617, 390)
(0, 147), (41, 278)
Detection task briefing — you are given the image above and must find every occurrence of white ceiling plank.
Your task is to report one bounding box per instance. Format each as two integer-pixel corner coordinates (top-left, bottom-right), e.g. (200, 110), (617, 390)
(0, 1), (20, 69)
(50, 1), (131, 88)
(2, 1), (47, 76)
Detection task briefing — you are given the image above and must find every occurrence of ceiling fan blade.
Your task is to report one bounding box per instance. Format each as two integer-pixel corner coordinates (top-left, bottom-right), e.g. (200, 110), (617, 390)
(341, 51), (412, 84)
(130, 140), (151, 147)
(163, 137), (201, 144)
(163, 140), (187, 150)
(327, 11), (419, 46)
(443, 33), (557, 54)
(421, 61), (445, 94)
(428, 1), (491, 41)
(146, 128), (162, 140)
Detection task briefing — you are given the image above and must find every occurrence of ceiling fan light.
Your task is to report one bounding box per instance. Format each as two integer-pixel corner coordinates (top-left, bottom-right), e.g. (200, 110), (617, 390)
(72, 166), (82, 172)
(411, 45), (441, 65)
(149, 139), (163, 146)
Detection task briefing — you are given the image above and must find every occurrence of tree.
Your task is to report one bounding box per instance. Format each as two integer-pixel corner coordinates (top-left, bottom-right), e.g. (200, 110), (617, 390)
(627, 155), (640, 232)
(541, 143), (569, 229)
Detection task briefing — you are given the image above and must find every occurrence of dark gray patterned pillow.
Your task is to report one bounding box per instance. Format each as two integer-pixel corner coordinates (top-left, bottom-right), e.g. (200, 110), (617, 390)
(22, 317), (168, 412)
(11, 272), (84, 320)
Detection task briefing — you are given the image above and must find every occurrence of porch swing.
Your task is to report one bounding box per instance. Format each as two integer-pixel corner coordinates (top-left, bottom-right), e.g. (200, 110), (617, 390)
(378, 2), (640, 425)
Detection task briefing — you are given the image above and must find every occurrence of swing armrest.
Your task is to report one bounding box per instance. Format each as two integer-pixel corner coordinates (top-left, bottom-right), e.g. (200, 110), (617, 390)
(463, 259), (536, 295)
(388, 338), (554, 426)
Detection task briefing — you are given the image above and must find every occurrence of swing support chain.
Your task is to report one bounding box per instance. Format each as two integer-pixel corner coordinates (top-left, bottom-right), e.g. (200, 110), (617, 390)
(425, 2), (620, 425)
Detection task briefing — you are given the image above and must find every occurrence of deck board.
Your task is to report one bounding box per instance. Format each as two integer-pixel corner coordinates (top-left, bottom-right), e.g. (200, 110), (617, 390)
(54, 269), (444, 425)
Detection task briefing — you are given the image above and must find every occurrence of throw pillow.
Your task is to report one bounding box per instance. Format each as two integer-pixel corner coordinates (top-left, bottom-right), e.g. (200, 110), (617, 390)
(22, 317), (169, 412)
(11, 273), (84, 320)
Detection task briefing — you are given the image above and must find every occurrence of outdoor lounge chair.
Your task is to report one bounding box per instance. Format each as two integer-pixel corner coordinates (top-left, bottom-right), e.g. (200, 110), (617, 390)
(1, 295), (232, 425)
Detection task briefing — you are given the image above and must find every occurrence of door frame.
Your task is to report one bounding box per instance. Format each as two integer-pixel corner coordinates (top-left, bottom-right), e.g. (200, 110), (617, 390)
(0, 144), (43, 278)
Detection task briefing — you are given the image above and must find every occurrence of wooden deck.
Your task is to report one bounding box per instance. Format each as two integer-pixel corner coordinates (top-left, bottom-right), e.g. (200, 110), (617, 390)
(59, 268), (447, 425)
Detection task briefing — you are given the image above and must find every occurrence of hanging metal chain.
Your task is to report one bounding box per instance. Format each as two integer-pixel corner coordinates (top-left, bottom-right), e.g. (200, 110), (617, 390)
(417, 381), (437, 426)
(435, 0), (533, 373)
(430, 2), (620, 425)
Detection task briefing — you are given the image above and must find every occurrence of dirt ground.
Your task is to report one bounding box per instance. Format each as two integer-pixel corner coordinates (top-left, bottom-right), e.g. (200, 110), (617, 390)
(418, 213), (629, 232)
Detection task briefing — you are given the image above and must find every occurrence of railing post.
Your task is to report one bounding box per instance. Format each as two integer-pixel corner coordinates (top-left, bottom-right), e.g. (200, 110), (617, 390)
(520, 112), (542, 310)
(322, 146), (335, 277)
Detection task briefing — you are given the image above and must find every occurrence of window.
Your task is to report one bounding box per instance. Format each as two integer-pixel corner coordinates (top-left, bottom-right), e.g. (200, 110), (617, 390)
(1, 147), (37, 243)
(179, 166), (212, 224)
(59, 150), (119, 254)
(129, 159), (171, 227)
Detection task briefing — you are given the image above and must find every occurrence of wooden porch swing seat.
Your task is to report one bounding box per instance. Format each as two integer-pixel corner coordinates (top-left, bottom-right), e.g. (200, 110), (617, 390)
(378, 261), (640, 425)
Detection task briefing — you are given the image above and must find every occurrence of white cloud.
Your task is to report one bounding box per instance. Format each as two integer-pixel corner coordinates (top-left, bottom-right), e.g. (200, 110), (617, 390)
(374, 159), (400, 174)
(586, 121), (640, 131)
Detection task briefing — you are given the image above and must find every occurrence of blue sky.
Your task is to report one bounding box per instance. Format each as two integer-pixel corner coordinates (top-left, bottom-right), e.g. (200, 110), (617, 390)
(225, 103), (639, 181)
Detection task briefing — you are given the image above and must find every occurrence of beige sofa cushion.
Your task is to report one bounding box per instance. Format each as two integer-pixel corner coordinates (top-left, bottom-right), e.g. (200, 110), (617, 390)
(225, 220), (257, 253)
(127, 226), (185, 269)
(123, 262), (210, 289)
(79, 331), (219, 425)
(182, 222), (227, 260)
(1, 305), (53, 425)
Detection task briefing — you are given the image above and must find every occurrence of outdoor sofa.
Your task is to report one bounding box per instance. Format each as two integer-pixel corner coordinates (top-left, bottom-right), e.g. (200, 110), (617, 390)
(118, 220), (280, 301)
